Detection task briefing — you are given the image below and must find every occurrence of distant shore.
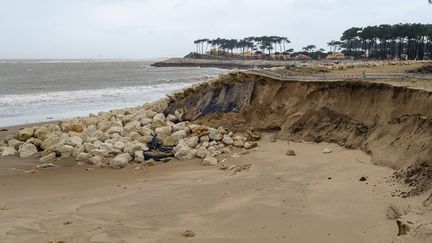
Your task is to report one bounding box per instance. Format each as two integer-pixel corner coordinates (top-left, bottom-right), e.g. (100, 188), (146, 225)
(151, 57), (313, 69)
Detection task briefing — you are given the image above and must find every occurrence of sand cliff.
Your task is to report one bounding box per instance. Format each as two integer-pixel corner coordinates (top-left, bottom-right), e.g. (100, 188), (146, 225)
(165, 71), (432, 195)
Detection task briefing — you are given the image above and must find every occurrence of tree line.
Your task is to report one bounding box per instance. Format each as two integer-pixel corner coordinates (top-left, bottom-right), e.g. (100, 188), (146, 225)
(333, 23), (432, 60)
(194, 36), (291, 56)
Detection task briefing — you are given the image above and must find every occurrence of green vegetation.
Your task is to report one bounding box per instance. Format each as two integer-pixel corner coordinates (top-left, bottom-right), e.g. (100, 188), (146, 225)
(338, 24), (432, 60)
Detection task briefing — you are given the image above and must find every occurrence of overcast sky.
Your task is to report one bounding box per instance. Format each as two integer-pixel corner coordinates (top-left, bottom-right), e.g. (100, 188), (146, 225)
(0, 0), (430, 59)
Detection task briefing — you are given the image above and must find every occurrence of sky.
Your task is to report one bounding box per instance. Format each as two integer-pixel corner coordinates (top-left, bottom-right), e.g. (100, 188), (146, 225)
(0, 0), (430, 59)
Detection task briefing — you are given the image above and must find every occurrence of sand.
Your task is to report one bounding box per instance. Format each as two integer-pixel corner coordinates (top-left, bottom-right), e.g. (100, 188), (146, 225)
(0, 133), (422, 243)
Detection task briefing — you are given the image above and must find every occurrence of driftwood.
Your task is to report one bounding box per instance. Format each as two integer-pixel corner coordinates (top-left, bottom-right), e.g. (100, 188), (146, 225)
(144, 151), (173, 161)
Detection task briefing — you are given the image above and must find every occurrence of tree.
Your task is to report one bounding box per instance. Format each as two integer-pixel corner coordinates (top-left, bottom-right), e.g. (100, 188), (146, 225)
(302, 45), (316, 52)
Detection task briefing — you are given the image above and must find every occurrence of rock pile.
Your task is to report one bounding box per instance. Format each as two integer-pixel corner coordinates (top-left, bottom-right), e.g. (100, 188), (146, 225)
(0, 104), (260, 169)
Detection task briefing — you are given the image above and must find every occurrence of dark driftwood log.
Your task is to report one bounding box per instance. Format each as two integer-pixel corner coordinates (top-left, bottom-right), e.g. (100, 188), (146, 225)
(144, 151), (173, 161)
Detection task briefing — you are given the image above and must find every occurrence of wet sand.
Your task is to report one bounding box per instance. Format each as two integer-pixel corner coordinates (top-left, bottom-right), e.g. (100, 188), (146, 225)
(0, 133), (414, 243)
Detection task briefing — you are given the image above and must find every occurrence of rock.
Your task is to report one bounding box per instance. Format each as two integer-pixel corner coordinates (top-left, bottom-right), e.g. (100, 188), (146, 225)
(113, 141), (125, 150)
(151, 113), (166, 129)
(137, 127), (153, 137)
(91, 149), (109, 157)
(8, 139), (24, 149)
(34, 127), (52, 140)
(166, 114), (178, 122)
(243, 142), (254, 150)
(180, 136), (199, 148)
(192, 125), (209, 137)
(359, 176), (367, 181)
(99, 143), (113, 152)
(75, 152), (91, 161)
(110, 153), (132, 169)
(88, 156), (104, 165)
(323, 148), (333, 154)
(286, 149), (296, 156)
(155, 126), (173, 140)
(1, 147), (16, 156)
(140, 118), (152, 126)
(171, 130), (187, 142)
(19, 143), (38, 158)
(182, 230), (195, 238)
(137, 135), (153, 144)
(222, 136), (234, 145)
(84, 143), (98, 153)
(161, 136), (178, 147)
(64, 136), (83, 147)
(209, 141), (218, 146)
(26, 138), (43, 147)
(233, 140), (244, 148)
(134, 150), (145, 162)
(36, 163), (58, 169)
(196, 147), (210, 159)
(202, 157), (218, 166)
(40, 152), (57, 163)
(106, 126), (123, 134)
(18, 127), (34, 141)
(174, 147), (195, 160)
(175, 109), (184, 121)
(208, 128), (223, 141)
(60, 145), (74, 158)
(73, 144), (85, 158)
(200, 135), (210, 143)
(41, 135), (60, 150)
(173, 122), (191, 134)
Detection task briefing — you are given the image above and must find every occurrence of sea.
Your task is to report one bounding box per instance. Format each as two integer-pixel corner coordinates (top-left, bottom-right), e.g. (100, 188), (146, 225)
(0, 60), (226, 127)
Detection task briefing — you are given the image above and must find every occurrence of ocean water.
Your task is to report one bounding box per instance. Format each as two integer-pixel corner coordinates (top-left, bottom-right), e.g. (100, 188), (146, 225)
(0, 60), (226, 127)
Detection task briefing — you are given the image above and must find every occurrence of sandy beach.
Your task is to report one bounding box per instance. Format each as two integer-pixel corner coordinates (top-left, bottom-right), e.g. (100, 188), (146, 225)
(0, 133), (417, 243)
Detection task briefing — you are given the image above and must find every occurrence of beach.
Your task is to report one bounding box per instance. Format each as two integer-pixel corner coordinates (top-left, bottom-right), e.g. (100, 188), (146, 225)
(0, 132), (416, 243)
(1, 61), (432, 243)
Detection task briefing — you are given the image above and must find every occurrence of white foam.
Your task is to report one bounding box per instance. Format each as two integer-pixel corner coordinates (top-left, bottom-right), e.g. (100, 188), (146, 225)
(0, 82), (193, 127)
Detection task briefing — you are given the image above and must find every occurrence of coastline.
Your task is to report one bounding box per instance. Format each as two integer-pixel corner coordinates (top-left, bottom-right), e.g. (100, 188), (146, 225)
(151, 57), (311, 69)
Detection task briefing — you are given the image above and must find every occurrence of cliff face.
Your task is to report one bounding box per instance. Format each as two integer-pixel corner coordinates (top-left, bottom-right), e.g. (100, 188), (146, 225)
(165, 72), (432, 193)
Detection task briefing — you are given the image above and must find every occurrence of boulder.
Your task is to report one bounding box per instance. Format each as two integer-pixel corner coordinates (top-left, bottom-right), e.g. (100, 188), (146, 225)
(18, 127), (35, 141)
(202, 157), (218, 166)
(106, 126), (123, 134)
(113, 141), (125, 150)
(134, 150), (145, 162)
(73, 144), (85, 158)
(84, 143), (98, 153)
(222, 136), (234, 145)
(1, 147), (16, 156)
(137, 127), (153, 137)
(26, 138), (43, 147)
(233, 140), (245, 148)
(171, 130), (187, 142)
(19, 143), (38, 158)
(140, 118), (152, 126)
(208, 128), (223, 141)
(243, 142), (256, 150)
(137, 135), (153, 144)
(166, 114), (178, 122)
(8, 139), (24, 149)
(76, 152), (91, 161)
(91, 149), (109, 157)
(196, 147), (209, 159)
(179, 136), (199, 148)
(99, 143), (113, 152)
(88, 156), (104, 165)
(155, 126), (173, 140)
(110, 153), (132, 169)
(173, 122), (191, 134)
(40, 152), (56, 163)
(161, 136), (178, 147)
(65, 136), (83, 147)
(192, 125), (209, 137)
(34, 126), (52, 140)
(41, 135), (60, 150)
(174, 147), (195, 160)
(174, 109), (184, 121)
(60, 145), (74, 158)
